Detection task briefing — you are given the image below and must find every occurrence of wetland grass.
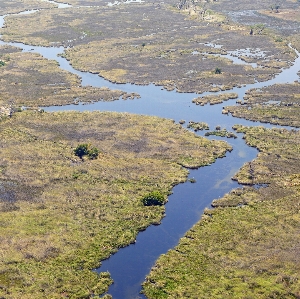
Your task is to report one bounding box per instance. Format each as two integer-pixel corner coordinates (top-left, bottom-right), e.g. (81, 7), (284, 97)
(143, 125), (300, 299)
(0, 2), (295, 93)
(0, 45), (139, 108)
(0, 110), (231, 298)
(226, 82), (300, 128)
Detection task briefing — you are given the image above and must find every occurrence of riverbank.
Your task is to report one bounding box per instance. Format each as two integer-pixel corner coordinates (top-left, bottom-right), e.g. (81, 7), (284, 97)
(143, 125), (300, 299)
(0, 110), (230, 298)
(0, 0), (299, 298)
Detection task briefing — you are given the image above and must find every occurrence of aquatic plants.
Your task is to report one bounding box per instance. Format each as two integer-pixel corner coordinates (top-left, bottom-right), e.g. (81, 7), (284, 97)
(187, 121), (209, 131)
(204, 129), (237, 138)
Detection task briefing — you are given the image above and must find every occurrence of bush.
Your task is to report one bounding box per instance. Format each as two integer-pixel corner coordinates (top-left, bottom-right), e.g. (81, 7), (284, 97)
(74, 144), (99, 160)
(214, 67), (222, 74)
(142, 191), (165, 206)
(87, 147), (99, 160)
(74, 144), (89, 159)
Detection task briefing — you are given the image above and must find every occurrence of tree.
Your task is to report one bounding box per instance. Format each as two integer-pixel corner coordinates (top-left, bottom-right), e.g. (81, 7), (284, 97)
(215, 67), (222, 74)
(87, 147), (99, 160)
(141, 191), (165, 206)
(74, 144), (99, 160)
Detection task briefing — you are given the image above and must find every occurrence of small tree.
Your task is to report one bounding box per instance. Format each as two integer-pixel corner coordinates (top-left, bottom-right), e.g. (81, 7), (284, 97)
(74, 144), (89, 159)
(215, 67), (222, 74)
(87, 147), (99, 160)
(142, 191), (165, 206)
(74, 144), (99, 160)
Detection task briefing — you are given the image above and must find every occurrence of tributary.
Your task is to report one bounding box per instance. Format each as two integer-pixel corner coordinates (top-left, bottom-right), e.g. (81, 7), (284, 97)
(0, 4), (299, 298)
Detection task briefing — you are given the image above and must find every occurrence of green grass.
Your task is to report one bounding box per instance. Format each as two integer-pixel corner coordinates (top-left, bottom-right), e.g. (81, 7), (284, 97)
(0, 45), (139, 108)
(0, 110), (230, 298)
(143, 126), (300, 299)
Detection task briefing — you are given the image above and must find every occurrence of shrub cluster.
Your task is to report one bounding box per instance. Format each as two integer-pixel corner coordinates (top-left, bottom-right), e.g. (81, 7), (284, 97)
(74, 143), (99, 160)
(141, 191), (165, 206)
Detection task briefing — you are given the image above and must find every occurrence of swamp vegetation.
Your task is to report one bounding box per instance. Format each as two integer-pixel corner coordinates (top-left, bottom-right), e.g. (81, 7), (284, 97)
(0, 110), (230, 298)
(0, 0), (300, 298)
(143, 126), (300, 299)
(0, 0), (296, 93)
(0, 46), (139, 108)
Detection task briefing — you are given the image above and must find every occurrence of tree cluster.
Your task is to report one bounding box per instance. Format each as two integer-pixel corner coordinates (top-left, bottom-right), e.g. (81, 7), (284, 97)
(74, 144), (99, 160)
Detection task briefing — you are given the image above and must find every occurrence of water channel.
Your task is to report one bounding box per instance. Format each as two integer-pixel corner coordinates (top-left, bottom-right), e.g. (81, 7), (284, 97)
(0, 3), (300, 299)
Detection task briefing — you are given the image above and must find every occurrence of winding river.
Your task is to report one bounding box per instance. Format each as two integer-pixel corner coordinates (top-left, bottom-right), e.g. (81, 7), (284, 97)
(0, 3), (300, 299)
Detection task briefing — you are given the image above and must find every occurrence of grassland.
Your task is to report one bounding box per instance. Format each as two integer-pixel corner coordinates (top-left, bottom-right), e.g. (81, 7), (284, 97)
(0, 2), (295, 93)
(259, 8), (300, 23)
(0, 110), (231, 299)
(0, 45), (138, 108)
(225, 82), (300, 127)
(192, 92), (238, 106)
(143, 125), (300, 299)
(0, 0), (54, 14)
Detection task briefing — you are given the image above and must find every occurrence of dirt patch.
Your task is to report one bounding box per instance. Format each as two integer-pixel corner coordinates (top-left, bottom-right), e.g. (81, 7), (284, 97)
(260, 8), (300, 22)
(211, 0), (300, 36)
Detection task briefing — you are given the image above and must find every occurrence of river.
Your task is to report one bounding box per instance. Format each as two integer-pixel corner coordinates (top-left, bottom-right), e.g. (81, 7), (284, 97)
(0, 3), (299, 299)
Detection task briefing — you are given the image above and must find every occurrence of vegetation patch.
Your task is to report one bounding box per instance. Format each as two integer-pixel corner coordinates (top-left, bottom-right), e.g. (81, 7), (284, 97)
(0, 0), (54, 14)
(0, 3), (295, 93)
(141, 191), (165, 206)
(187, 121), (209, 131)
(74, 143), (100, 160)
(192, 92), (238, 106)
(226, 82), (300, 127)
(0, 45), (139, 108)
(0, 110), (230, 298)
(205, 129), (237, 139)
(143, 125), (300, 299)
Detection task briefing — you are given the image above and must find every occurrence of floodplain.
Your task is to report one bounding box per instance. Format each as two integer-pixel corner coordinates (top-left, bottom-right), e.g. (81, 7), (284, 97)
(0, 0), (299, 298)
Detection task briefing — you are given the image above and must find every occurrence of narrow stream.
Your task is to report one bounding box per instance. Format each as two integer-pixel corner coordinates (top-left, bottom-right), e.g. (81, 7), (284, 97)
(0, 4), (299, 299)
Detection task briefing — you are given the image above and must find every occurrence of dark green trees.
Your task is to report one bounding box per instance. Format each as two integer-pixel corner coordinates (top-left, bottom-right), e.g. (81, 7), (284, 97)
(142, 191), (165, 206)
(74, 144), (99, 160)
